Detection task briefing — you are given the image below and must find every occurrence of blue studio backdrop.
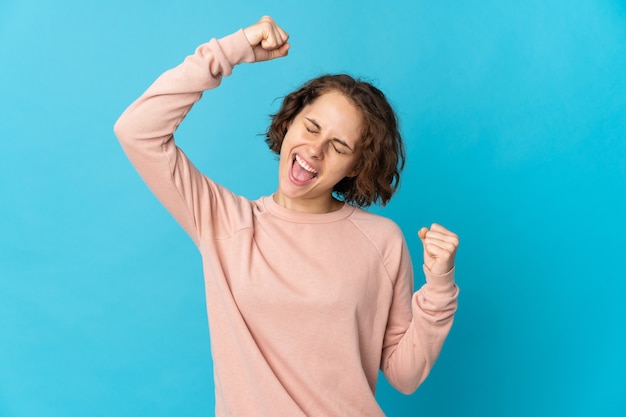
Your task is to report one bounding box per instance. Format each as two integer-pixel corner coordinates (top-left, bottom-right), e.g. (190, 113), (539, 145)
(1, 1), (625, 416)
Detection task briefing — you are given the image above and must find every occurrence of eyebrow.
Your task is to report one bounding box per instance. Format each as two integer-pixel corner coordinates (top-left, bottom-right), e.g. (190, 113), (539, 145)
(304, 117), (354, 151)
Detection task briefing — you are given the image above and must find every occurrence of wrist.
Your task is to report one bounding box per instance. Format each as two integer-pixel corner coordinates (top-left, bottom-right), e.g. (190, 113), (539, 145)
(218, 29), (256, 66)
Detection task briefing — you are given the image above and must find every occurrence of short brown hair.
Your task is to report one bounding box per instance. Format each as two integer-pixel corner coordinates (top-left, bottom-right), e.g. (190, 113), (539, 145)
(265, 74), (405, 207)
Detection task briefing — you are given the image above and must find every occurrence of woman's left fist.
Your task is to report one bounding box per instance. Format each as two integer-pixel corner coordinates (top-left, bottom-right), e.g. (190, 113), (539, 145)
(418, 223), (459, 275)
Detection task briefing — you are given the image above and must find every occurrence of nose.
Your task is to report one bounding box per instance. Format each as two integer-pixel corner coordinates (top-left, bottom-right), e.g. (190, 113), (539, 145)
(307, 138), (326, 160)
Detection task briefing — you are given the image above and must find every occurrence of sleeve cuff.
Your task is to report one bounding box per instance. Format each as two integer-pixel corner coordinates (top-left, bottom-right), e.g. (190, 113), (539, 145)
(422, 265), (457, 296)
(217, 29), (256, 67)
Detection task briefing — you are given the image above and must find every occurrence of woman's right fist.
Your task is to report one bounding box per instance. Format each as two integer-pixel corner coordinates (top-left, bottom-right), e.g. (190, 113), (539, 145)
(243, 16), (290, 62)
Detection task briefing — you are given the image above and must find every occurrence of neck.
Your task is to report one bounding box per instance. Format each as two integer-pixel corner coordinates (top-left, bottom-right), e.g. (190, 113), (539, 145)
(272, 193), (344, 214)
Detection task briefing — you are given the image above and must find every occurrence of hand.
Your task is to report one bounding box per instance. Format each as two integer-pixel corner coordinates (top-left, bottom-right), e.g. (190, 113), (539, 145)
(243, 16), (290, 62)
(418, 223), (459, 275)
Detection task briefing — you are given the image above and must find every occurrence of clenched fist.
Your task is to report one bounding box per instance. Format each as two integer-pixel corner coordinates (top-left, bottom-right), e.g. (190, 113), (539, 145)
(243, 16), (290, 62)
(418, 223), (459, 275)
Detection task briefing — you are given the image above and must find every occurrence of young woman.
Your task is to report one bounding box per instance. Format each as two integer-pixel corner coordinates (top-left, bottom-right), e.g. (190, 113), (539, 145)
(115, 16), (459, 417)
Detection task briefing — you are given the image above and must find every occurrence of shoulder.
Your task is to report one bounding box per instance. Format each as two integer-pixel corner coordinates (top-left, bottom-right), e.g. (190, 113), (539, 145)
(198, 180), (256, 240)
(347, 207), (412, 283)
(349, 207), (403, 234)
(347, 207), (406, 248)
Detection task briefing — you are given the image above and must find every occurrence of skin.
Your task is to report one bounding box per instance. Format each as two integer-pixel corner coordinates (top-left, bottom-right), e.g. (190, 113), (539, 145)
(243, 16), (459, 275)
(274, 90), (363, 214)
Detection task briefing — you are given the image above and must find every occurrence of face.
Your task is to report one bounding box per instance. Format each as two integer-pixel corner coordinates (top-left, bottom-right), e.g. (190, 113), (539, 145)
(274, 90), (363, 213)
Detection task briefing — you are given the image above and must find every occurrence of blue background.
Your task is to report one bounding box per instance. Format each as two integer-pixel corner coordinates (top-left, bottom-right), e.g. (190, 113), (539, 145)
(1, 0), (625, 416)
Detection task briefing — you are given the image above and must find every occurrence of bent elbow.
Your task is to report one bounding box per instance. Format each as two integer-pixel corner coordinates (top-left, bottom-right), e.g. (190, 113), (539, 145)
(383, 360), (431, 395)
(113, 116), (131, 144)
(391, 372), (428, 395)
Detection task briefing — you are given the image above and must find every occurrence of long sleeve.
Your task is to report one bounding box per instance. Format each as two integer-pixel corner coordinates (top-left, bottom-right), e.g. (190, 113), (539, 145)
(113, 28), (458, 415)
(113, 30), (255, 245)
(380, 241), (459, 394)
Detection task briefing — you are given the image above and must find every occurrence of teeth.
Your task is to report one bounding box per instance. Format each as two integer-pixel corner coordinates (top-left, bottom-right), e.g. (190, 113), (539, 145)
(295, 155), (318, 174)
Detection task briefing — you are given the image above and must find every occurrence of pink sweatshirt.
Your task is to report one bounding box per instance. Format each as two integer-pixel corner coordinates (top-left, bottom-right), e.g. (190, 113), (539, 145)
(114, 29), (458, 417)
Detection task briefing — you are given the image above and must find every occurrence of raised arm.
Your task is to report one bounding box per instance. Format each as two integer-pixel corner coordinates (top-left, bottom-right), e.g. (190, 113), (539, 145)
(381, 224), (459, 394)
(113, 17), (289, 244)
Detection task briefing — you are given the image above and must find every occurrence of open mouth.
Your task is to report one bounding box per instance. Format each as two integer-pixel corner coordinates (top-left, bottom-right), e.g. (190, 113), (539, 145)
(290, 154), (318, 184)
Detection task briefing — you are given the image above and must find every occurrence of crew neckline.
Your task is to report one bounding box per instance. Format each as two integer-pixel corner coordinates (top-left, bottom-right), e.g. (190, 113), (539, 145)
(261, 194), (356, 223)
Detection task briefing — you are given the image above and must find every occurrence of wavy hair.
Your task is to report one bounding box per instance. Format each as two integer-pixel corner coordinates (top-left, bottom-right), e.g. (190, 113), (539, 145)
(265, 74), (405, 207)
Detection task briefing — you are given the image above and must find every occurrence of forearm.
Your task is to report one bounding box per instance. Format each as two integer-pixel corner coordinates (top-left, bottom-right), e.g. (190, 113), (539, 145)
(114, 29), (254, 154)
(382, 267), (458, 394)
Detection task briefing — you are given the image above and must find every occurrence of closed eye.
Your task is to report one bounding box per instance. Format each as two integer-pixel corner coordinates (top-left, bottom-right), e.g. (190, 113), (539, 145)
(304, 117), (354, 154)
(331, 141), (345, 154)
(304, 118), (320, 134)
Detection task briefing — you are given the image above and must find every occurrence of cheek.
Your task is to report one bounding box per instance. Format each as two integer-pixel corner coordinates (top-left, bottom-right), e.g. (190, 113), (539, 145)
(344, 162), (358, 178)
(343, 155), (362, 178)
(275, 138), (288, 161)
(279, 126), (295, 152)
(274, 119), (293, 154)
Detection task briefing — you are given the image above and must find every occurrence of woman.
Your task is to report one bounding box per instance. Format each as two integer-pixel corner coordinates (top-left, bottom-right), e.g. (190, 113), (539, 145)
(115, 16), (459, 417)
